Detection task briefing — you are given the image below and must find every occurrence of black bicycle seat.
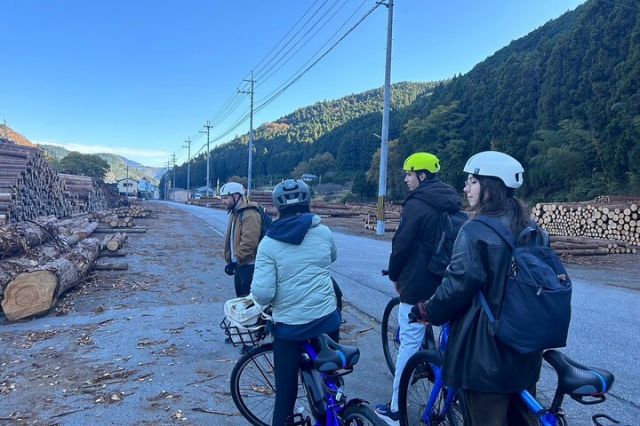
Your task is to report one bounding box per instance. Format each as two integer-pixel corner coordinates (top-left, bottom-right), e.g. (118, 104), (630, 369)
(544, 350), (614, 399)
(313, 334), (360, 373)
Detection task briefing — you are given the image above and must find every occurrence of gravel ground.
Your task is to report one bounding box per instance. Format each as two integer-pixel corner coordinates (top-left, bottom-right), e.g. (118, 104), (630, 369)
(1, 201), (638, 425)
(0, 202), (386, 425)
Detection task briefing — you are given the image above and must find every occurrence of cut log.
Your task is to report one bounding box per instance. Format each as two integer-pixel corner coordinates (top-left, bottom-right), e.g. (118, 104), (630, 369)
(0, 215), (59, 259)
(101, 232), (128, 251)
(0, 238), (100, 321)
(0, 271), (57, 321)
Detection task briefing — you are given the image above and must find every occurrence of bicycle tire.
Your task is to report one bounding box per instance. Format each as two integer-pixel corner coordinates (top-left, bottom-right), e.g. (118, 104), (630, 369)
(398, 350), (463, 426)
(381, 297), (401, 374)
(230, 344), (312, 426)
(342, 404), (386, 425)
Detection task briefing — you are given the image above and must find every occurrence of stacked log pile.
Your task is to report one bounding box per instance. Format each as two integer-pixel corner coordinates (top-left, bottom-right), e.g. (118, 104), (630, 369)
(532, 199), (639, 255)
(0, 142), (72, 224)
(0, 215), (103, 321)
(59, 174), (108, 215)
(364, 210), (402, 232)
(90, 204), (151, 228)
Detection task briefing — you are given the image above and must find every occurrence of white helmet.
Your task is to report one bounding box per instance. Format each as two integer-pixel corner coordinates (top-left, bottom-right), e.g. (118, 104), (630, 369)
(220, 182), (245, 196)
(463, 151), (524, 189)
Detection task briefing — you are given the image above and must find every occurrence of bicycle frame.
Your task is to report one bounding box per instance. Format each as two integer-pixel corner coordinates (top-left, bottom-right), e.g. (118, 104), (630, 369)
(519, 390), (561, 426)
(418, 324), (457, 425)
(300, 340), (346, 426)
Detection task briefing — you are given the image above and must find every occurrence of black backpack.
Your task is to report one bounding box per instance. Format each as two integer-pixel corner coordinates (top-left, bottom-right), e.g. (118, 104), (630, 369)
(426, 210), (469, 277)
(241, 205), (273, 240)
(475, 215), (572, 354)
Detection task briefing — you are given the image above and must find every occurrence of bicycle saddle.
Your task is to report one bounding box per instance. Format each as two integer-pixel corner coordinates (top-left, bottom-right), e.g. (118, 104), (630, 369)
(544, 350), (614, 398)
(313, 334), (360, 373)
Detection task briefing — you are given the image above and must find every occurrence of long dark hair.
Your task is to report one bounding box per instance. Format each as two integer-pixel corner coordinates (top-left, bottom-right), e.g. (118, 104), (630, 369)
(476, 176), (530, 235)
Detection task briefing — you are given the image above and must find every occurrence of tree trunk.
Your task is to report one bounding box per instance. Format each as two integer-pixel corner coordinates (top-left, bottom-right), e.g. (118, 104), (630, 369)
(1, 238), (100, 321)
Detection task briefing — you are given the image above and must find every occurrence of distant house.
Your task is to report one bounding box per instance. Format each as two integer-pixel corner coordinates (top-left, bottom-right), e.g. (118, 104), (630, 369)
(168, 188), (190, 203)
(117, 178), (138, 197)
(193, 185), (214, 198)
(137, 178), (159, 199)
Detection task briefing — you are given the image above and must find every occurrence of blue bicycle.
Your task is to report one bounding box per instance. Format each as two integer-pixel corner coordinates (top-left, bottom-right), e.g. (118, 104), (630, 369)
(229, 333), (383, 426)
(398, 324), (620, 425)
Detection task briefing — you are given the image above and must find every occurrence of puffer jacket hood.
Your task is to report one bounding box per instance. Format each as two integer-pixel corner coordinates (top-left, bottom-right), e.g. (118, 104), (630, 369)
(266, 213), (315, 245)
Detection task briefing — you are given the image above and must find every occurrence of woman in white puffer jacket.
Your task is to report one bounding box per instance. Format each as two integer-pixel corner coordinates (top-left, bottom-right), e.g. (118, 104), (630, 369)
(251, 179), (340, 426)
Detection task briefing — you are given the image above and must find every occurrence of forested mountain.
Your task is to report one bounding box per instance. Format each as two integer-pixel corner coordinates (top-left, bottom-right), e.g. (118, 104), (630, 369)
(168, 0), (639, 202)
(39, 144), (163, 184)
(168, 82), (435, 191)
(389, 0), (639, 201)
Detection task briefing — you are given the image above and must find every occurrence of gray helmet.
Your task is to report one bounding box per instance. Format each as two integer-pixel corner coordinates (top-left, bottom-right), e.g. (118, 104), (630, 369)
(272, 179), (310, 211)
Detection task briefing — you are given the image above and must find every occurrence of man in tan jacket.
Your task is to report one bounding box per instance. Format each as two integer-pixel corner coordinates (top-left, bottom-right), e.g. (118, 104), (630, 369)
(220, 182), (262, 297)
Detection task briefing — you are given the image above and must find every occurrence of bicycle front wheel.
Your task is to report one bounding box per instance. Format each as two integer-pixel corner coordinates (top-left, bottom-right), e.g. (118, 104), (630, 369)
(230, 344), (276, 426)
(381, 297), (401, 374)
(398, 350), (463, 426)
(342, 404), (386, 425)
(230, 344), (312, 426)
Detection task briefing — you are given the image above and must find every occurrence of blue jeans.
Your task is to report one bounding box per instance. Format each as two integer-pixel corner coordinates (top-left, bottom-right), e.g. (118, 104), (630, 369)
(391, 302), (426, 411)
(234, 264), (254, 297)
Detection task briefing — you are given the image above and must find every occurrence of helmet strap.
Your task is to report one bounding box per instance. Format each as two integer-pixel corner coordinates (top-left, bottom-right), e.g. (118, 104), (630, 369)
(227, 193), (242, 213)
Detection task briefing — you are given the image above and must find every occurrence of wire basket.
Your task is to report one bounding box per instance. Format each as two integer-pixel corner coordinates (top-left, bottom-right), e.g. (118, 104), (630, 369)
(219, 317), (267, 347)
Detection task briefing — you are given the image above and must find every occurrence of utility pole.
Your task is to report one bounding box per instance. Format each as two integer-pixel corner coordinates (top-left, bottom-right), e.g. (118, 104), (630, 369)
(165, 159), (171, 200)
(125, 164), (129, 197)
(184, 138), (192, 194)
(171, 152), (177, 190)
(377, 0), (394, 236)
(200, 121), (213, 196)
(240, 71), (255, 198)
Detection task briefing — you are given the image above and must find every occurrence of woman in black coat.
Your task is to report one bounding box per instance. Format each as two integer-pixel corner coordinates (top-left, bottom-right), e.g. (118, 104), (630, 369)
(413, 151), (544, 426)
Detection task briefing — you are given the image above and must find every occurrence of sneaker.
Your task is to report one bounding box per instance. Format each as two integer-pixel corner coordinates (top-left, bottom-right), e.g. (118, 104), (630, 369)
(374, 403), (399, 426)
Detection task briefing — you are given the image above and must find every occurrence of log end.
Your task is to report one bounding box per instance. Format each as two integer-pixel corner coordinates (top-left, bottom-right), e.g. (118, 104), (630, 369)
(1, 271), (57, 321)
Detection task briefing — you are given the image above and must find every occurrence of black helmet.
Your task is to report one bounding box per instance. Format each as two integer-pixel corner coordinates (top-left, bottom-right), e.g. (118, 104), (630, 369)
(272, 179), (310, 211)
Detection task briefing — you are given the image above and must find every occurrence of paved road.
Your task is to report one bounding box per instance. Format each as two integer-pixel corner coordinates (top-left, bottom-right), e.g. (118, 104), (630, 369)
(168, 200), (640, 425)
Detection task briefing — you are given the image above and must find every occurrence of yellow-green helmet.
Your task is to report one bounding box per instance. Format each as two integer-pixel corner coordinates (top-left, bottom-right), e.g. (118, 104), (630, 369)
(403, 152), (441, 173)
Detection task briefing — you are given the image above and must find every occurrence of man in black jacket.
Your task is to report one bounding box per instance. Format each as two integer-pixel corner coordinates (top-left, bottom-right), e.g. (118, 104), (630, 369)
(375, 152), (462, 426)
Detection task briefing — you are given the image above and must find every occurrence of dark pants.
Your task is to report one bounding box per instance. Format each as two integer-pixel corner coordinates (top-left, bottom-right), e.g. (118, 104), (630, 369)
(234, 264), (254, 297)
(459, 387), (538, 426)
(272, 329), (340, 426)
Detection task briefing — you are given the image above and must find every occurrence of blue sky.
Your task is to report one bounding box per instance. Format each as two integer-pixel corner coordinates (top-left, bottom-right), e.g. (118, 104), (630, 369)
(1, 0), (585, 167)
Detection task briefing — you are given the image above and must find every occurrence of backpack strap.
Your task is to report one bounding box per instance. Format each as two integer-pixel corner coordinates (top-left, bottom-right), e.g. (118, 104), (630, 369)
(473, 215), (517, 250)
(473, 215), (517, 324)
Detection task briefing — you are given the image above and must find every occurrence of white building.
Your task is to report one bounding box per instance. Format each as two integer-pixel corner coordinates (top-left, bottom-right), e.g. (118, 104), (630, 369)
(137, 178), (159, 199)
(117, 178), (138, 197)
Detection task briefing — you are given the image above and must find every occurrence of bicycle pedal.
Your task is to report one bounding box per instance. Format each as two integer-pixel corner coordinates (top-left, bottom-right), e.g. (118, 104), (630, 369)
(285, 413), (311, 426)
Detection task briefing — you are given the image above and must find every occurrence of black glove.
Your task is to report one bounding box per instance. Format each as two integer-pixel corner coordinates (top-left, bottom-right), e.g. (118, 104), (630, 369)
(409, 303), (424, 323)
(224, 262), (238, 276)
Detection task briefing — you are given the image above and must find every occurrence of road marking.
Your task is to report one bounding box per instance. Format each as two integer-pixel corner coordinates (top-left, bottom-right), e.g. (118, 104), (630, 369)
(209, 225), (223, 236)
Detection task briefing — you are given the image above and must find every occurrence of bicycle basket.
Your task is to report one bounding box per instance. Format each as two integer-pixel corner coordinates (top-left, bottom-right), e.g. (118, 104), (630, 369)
(220, 296), (269, 347)
(219, 316), (266, 347)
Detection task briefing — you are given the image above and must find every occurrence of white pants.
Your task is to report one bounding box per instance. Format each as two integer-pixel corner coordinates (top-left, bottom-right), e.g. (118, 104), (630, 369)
(390, 302), (426, 411)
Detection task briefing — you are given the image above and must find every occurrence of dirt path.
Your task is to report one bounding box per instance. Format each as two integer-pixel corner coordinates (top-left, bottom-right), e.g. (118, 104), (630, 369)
(0, 202), (387, 425)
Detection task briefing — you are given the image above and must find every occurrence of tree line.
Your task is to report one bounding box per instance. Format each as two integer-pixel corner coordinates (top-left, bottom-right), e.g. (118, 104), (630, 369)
(163, 0), (638, 203)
